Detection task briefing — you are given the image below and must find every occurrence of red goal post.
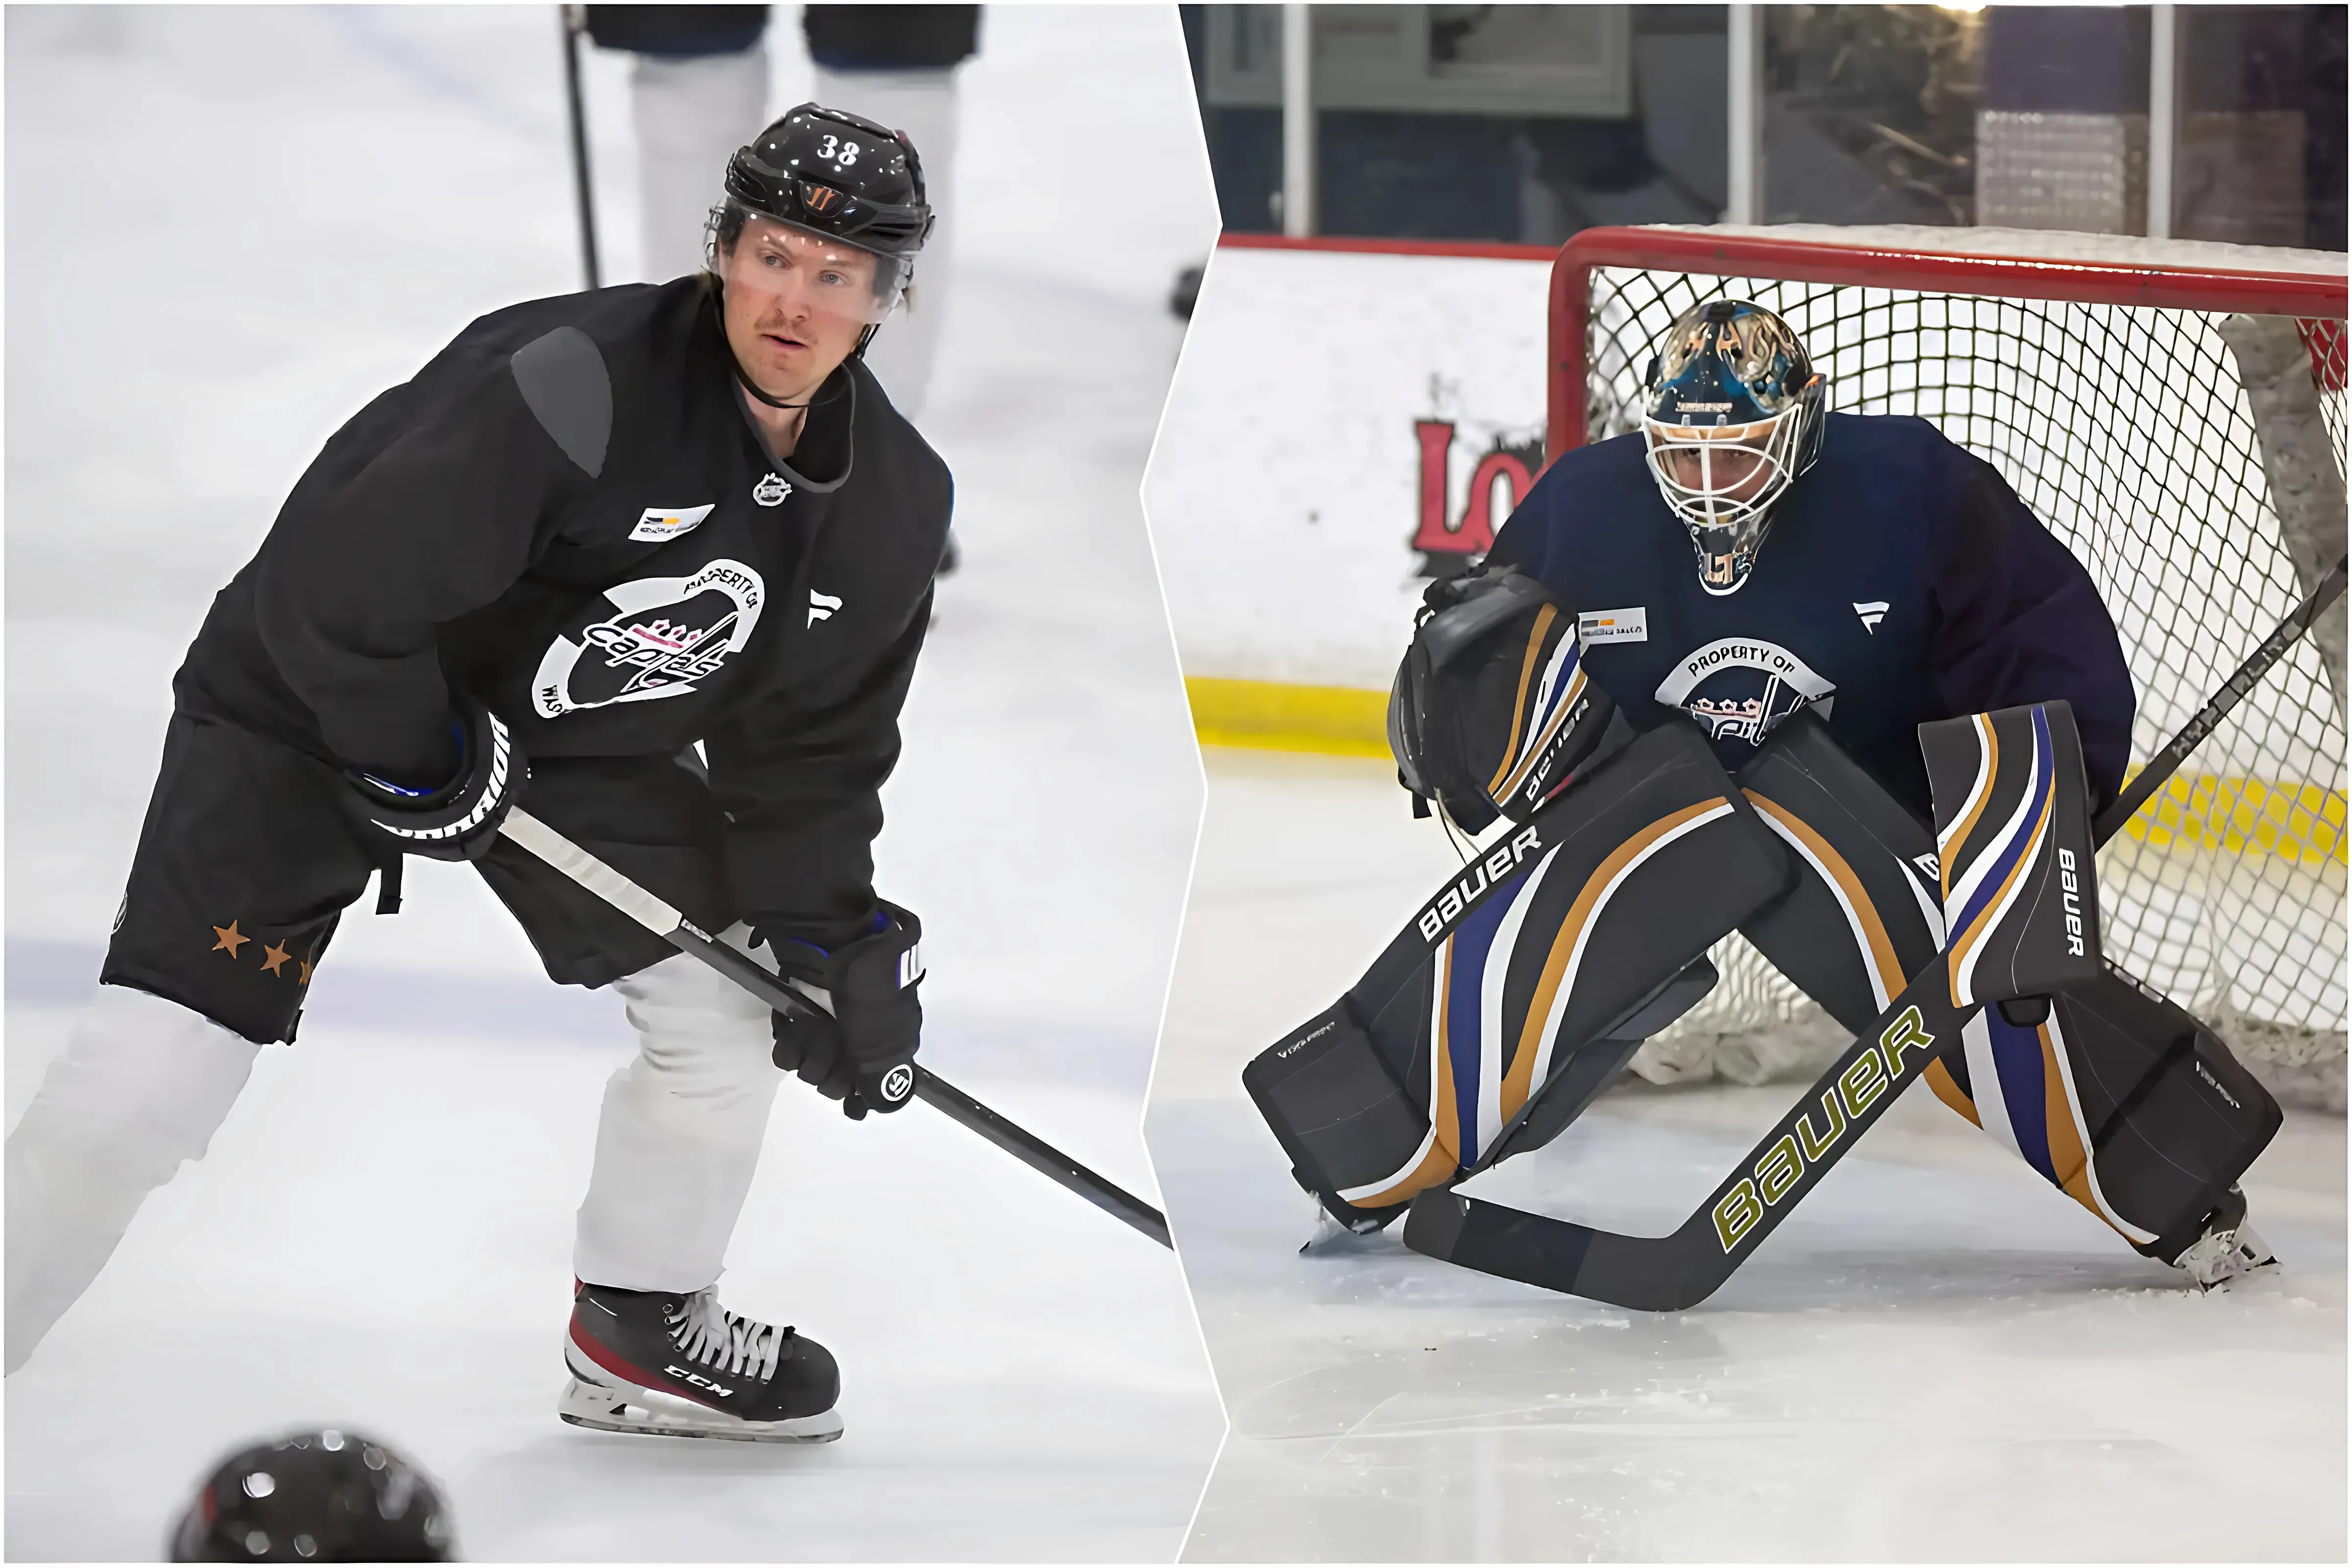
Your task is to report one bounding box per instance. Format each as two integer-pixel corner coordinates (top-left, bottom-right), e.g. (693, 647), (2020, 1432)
(1548, 224), (2347, 462)
(1543, 224), (2348, 1109)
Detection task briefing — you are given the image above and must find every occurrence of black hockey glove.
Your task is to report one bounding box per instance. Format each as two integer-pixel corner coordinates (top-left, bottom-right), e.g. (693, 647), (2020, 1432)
(343, 693), (526, 862)
(1389, 562), (1625, 832)
(768, 902), (924, 1120)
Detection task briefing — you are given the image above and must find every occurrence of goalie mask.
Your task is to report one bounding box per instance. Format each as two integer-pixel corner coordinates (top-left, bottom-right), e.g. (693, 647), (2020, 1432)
(1388, 564), (1623, 833)
(1640, 299), (1827, 596)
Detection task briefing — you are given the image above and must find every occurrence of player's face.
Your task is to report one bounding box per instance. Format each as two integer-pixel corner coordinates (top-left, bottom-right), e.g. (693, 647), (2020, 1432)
(1652, 426), (1775, 505)
(717, 219), (884, 399)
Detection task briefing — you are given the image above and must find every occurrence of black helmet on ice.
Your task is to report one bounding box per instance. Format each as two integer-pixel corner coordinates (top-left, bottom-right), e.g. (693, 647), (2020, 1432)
(167, 1429), (454, 1562)
(1639, 299), (1827, 595)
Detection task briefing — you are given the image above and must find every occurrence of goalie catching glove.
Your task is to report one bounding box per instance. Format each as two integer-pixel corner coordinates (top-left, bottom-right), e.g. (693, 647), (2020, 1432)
(1388, 563), (1626, 832)
(769, 903), (925, 1119)
(343, 692), (525, 862)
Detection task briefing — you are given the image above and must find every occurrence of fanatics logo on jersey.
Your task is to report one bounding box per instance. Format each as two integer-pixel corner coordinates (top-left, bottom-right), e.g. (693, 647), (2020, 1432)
(1653, 637), (1837, 746)
(532, 559), (766, 717)
(1854, 600), (1890, 634)
(1577, 607), (1648, 645)
(753, 473), (793, 507)
(807, 589), (842, 627)
(628, 503), (715, 543)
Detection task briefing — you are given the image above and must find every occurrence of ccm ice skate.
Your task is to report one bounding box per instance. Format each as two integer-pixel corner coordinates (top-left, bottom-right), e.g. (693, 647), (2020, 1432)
(2171, 1185), (2278, 1291)
(560, 1280), (843, 1442)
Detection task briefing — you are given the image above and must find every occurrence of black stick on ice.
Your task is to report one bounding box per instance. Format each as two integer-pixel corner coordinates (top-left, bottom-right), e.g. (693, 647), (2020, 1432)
(497, 808), (1173, 1249)
(1404, 553), (2349, 1310)
(559, 5), (601, 291)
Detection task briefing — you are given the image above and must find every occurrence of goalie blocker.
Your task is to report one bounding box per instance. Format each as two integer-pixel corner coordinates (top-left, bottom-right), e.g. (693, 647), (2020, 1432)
(1253, 698), (2280, 1291)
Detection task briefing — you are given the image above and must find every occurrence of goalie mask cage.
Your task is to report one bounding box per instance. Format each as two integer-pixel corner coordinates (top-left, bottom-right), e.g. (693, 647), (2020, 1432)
(1552, 224), (2348, 1110)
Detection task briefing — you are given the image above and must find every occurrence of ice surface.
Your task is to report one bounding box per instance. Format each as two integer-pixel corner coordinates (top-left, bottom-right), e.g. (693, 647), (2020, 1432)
(6, 6), (1222, 1559)
(1150, 748), (2347, 1562)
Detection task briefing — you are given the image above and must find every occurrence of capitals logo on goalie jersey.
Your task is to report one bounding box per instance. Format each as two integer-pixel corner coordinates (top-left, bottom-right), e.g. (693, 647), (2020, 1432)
(1654, 637), (1837, 746)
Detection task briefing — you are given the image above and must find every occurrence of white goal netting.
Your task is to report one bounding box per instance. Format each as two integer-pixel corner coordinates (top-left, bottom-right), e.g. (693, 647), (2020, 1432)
(1566, 226), (2348, 1110)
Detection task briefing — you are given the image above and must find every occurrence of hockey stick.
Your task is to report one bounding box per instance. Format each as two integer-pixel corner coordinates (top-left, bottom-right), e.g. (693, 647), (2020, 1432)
(496, 808), (1173, 1249)
(2095, 553), (2347, 843)
(1403, 552), (2349, 1309)
(559, 5), (601, 290)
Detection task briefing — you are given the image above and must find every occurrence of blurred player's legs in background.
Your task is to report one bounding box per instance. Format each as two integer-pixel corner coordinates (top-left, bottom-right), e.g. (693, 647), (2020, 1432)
(586, 5), (773, 284)
(631, 50), (767, 282)
(809, 68), (958, 419)
(807, 5), (980, 426)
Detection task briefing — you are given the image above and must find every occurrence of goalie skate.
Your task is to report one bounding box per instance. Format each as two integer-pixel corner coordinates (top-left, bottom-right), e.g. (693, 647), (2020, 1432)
(2171, 1185), (2279, 1292)
(560, 1281), (844, 1444)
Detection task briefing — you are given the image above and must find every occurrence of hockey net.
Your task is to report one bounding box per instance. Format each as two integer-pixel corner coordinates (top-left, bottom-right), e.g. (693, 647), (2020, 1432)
(1552, 225), (2348, 1111)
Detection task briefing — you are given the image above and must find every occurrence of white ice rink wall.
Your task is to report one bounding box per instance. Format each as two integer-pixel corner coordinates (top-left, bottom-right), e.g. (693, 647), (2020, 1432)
(1147, 237), (1555, 751)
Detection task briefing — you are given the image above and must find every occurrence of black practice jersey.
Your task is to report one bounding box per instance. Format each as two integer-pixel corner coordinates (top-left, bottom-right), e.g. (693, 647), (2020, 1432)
(1491, 414), (2136, 817)
(176, 276), (952, 947)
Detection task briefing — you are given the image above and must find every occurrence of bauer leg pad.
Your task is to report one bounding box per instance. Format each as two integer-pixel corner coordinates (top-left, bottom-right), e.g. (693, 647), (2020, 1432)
(1944, 967), (2284, 1261)
(1246, 722), (1791, 1223)
(1734, 711), (1944, 1036)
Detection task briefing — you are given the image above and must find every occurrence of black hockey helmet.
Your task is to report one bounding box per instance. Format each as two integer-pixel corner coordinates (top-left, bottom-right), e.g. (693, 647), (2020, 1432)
(718, 103), (932, 264)
(167, 1429), (454, 1562)
(1639, 299), (1827, 595)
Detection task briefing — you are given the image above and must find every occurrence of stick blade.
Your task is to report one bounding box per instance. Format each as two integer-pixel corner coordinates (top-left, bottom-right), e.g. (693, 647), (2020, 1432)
(1402, 1190), (1727, 1312)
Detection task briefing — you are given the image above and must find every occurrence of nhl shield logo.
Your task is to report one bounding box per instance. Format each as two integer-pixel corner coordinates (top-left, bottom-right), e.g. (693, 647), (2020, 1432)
(752, 473), (792, 507)
(533, 559), (765, 717)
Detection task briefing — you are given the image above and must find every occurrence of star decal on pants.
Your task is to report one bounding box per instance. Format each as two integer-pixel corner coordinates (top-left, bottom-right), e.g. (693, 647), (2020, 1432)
(211, 920), (249, 957)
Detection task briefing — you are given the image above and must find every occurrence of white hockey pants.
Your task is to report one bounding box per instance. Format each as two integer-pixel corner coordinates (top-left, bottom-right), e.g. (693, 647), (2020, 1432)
(630, 47), (771, 284)
(810, 66), (962, 422)
(572, 925), (785, 1292)
(5, 985), (260, 1374)
(6, 929), (783, 1373)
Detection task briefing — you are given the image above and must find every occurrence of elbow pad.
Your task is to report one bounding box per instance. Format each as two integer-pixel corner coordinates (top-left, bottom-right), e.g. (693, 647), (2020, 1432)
(1388, 564), (1625, 832)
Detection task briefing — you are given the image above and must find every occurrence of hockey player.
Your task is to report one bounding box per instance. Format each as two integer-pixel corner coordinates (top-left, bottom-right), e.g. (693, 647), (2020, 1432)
(6, 105), (948, 1440)
(1252, 299), (2278, 1293)
(1495, 298), (2138, 820)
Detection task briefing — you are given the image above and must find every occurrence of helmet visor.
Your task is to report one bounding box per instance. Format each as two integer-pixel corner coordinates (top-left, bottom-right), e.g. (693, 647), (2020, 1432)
(711, 211), (909, 328)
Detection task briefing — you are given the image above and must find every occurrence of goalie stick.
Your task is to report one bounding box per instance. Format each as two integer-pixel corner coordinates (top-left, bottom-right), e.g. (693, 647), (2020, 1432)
(496, 808), (1173, 1250)
(1402, 552), (2348, 1310)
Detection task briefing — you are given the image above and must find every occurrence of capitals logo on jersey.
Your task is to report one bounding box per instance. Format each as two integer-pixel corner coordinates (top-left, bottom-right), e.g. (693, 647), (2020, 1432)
(533, 559), (765, 717)
(1653, 637), (1836, 746)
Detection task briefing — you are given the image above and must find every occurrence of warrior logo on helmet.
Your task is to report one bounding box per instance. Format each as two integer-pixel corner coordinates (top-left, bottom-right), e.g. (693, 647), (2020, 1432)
(1640, 299), (1827, 596)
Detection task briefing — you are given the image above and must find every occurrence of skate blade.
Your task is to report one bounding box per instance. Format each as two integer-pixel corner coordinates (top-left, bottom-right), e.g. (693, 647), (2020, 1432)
(2180, 1221), (2281, 1293)
(558, 1376), (844, 1444)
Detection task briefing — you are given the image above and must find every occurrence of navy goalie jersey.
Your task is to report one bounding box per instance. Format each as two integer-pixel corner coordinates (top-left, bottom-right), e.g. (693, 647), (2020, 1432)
(1488, 413), (2136, 818)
